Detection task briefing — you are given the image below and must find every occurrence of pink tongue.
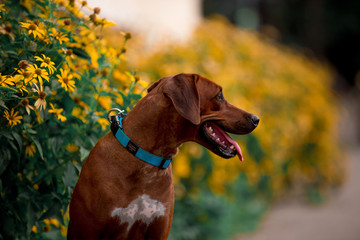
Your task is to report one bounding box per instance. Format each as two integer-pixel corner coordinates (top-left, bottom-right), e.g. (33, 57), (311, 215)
(223, 133), (243, 161)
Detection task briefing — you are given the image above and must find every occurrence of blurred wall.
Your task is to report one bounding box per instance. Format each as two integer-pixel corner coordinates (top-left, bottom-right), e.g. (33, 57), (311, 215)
(86, 0), (202, 44)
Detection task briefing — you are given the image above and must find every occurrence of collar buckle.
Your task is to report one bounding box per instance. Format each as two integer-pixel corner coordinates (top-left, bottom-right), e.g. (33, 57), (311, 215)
(107, 108), (125, 123)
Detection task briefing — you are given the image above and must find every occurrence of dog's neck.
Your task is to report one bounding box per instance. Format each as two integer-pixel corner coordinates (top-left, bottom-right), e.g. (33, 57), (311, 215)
(122, 94), (194, 159)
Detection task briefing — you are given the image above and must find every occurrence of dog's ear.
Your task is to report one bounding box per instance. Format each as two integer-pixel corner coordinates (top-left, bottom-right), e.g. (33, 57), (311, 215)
(147, 76), (171, 93)
(147, 79), (162, 93)
(162, 73), (200, 125)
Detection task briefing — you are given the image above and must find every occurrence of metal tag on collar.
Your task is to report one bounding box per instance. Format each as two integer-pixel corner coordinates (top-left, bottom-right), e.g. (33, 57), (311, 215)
(107, 108), (125, 123)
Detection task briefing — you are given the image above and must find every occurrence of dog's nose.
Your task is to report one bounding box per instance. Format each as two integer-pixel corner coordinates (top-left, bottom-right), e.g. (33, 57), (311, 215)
(250, 114), (260, 127)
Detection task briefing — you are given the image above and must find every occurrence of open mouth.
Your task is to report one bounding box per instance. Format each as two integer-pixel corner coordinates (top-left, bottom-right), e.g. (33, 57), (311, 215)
(202, 122), (243, 161)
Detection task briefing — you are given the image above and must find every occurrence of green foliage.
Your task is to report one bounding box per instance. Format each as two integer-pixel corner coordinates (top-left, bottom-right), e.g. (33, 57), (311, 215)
(169, 177), (268, 240)
(0, 1), (142, 239)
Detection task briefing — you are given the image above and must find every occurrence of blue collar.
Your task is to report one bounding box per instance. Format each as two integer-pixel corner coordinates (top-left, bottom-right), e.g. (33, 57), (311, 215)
(109, 110), (172, 169)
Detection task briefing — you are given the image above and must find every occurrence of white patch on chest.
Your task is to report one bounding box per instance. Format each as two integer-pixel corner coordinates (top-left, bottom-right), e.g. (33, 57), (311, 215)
(111, 194), (166, 230)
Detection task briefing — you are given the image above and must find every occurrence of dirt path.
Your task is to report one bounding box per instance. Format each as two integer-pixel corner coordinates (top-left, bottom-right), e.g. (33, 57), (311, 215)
(235, 147), (360, 240)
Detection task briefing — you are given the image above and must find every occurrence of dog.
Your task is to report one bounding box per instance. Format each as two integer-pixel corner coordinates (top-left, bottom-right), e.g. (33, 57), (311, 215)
(68, 73), (259, 239)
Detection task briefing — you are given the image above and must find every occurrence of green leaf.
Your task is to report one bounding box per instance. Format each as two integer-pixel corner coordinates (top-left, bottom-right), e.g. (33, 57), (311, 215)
(6, 51), (18, 58)
(12, 132), (22, 152)
(73, 163), (82, 173)
(26, 202), (36, 238)
(80, 147), (90, 161)
(0, 148), (11, 176)
(29, 137), (44, 160)
(1, 131), (13, 140)
(99, 91), (118, 98)
(40, 201), (61, 220)
(28, 41), (37, 52)
(0, 99), (8, 109)
(63, 162), (76, 189)
(69, 47), (91, 61)
(0, 86), (17, 91)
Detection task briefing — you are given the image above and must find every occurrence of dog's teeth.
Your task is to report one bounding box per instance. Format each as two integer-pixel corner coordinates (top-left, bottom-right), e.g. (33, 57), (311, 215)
(211, 133), (216, 137)
(216, 138), (220, 142)
(208, 126), (213, 132)
(221, 141), (225, 144)
(230, 145), (235, 150)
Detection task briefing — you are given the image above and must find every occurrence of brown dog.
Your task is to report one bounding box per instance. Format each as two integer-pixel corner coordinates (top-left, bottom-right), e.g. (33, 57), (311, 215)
(68, 73), (259, 239)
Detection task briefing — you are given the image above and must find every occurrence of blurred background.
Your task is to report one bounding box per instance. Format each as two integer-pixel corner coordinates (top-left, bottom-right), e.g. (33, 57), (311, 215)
(87, 0), (360, 143)
(86, 0), (360, 239)
(87, 0), (360, 239)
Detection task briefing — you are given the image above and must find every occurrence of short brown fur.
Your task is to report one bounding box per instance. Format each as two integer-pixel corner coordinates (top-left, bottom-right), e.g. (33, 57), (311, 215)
(68, 73), (258, 239)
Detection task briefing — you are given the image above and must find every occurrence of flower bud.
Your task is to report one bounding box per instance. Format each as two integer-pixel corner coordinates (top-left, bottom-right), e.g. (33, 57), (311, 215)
(64, 19), (71, 25)
(124, 32), (132, 40)
(89, 13), (96, 22)
(94, 7), (101, 14)
(18, 60), (29, 69)
(20, 99), (29, 106)
(66, 49), (73, 56)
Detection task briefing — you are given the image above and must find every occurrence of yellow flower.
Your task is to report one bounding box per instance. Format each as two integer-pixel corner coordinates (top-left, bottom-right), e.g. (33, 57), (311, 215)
(66, 144), (79, 153)
(50, 28), (69, 44)
(0, 4), (5, 12)
(99, 18), (116, 28)
(57, 68), (76, 92)
(0, 24), (15, 40)
(25, 143), (36, 157)
(19, 21), (44, 39)
(21, 0), (36, 11)
(94, 94), (112, 110)
(97, 118), (108, 130)
(173, 153), (191, 178)
(0, 4), (5, 19)
(33, 184), (39, 190)
(0, 73), (15, 87)
(71, 107), (86, 122)
(17, 173), (23, 181)
(27, 64), (49, 85)
(16, 69), (33, 85)
(73, 96), (90, 110)
(34, 109), (43, 123)
(60, 225), (67, 237)
(34, 54), (56, 74)
(20, 99), (34, 115)
(11, 75), (28, 95)
(48, 103), (67, 122)
(3, 108), (23, 127)
(49, 218), (60, 227)
(32, 84), (47, 111)
(31, 225), (38, 233)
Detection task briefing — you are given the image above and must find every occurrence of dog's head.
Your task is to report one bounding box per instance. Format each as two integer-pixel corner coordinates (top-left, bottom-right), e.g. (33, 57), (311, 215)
(147, 73), (259, 161)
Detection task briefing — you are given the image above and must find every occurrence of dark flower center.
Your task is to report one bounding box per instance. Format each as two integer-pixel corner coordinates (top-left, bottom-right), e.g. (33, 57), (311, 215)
(39, 91), (47, 99)
(29, 24), (37, 30)
(35, 69), (42, 76)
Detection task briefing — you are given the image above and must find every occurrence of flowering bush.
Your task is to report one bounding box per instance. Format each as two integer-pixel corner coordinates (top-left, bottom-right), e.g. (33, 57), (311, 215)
(116, 17), (345, 239)
(0, 1), (144, 239)
(0, 1), (345, 238)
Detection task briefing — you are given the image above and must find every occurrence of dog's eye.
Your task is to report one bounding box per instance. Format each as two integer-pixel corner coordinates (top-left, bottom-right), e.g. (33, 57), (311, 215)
(216, 91), (225, 102)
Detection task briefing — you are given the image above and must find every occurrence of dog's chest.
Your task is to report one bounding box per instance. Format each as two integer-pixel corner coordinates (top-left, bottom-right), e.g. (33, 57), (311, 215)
(111, 194), (166, 230)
